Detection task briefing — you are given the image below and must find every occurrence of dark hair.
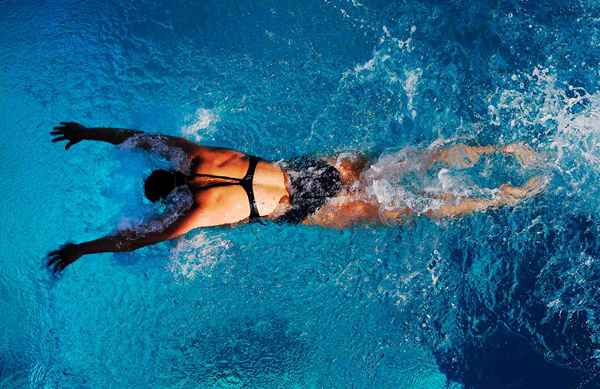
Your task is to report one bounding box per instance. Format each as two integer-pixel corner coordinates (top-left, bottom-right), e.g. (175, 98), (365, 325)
(144, 169), (187, 203)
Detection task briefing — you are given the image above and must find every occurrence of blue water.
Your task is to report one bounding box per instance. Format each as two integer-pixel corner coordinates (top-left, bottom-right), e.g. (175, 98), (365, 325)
(1, 0), (600, 387)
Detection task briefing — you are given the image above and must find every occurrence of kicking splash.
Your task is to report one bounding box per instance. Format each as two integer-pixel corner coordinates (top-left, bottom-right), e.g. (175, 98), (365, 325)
(361, 142), (548, 221)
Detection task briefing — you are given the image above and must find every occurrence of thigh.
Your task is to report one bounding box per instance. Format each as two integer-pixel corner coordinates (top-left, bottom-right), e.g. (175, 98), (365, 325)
(304, 197), (382, 228)
(325, 152), (369, 186)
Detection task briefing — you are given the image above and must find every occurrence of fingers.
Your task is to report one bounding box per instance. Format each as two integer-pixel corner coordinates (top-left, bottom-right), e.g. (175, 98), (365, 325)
(46, 253), (65, 274)
(47, 255), (66, 274)
(46, 254), (60, 267)
(51, 122), (85, 150)
(46, 242), (78, 274)
(56, 261), (68, 272)
(50, 132), (79, 150)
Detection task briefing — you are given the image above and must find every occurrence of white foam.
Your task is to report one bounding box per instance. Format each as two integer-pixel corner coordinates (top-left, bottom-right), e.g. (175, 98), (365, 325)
(404, 68), (422, 117)
(489, 66), (600, 175)
(181, 108), (218, 142)
(550, 92), (600, 169)
(168, 232), (231, 281)
(361, 145), (503, 217)
(120, 134), (192, 172)
(116, 186), (194, 238)
(353, 57), (377, 73)
(361, 147), (444, 215)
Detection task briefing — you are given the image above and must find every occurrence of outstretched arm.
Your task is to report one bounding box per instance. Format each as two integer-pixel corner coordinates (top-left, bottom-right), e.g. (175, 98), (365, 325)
(50, 122), (198, 155)
(51, 122), (142, 149)
(46, 207), (200, 273)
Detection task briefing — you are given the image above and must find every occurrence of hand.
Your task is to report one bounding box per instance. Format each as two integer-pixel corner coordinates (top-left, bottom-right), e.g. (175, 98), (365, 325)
(50, 122), (89, 150)
(47, 243), (83, 273)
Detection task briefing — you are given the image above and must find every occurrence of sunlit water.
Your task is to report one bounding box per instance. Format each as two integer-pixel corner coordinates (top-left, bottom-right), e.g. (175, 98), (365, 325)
(1, 1), (599, 388)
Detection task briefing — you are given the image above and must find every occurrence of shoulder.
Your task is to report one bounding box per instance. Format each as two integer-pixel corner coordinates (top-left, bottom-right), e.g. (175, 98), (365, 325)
(190, 146), (248, 167)
(193, 145), (245, 157)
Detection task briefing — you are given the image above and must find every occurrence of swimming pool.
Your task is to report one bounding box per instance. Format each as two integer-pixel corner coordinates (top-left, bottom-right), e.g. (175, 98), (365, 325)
(1, 0), (599, 387)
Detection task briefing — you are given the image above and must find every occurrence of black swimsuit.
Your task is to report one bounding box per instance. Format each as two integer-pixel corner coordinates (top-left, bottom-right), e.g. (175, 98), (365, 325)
(188, 155), (342, 224)
(189, 155), (261, 220)
(276, 157), (343, 224)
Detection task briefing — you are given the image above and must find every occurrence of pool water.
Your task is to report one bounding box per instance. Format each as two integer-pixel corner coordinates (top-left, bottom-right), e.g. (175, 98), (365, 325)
(1, 1), (600, 387)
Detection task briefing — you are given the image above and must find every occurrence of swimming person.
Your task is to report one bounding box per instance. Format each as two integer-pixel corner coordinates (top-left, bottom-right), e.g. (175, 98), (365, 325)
(47, 122), (546, 272)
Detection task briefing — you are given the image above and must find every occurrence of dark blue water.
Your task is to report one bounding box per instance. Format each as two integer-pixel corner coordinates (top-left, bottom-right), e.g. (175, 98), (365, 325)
(1, 0), (599, 387)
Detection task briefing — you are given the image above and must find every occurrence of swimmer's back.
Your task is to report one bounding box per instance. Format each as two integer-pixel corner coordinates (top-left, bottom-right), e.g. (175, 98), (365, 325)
(187, 146), (289, 225)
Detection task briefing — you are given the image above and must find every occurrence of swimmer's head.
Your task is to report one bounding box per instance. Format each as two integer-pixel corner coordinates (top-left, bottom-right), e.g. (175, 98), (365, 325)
(144, 169), (187, 203)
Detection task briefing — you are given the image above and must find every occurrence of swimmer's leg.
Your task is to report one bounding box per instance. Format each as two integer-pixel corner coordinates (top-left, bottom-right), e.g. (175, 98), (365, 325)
(324, 152), (369, 187)
(425, 144), (497, 169)
(305, 198), (394, 228)
(426, 142), (543, 169)
(424, 176), (547, 219)
(424, 197), (504, 219)
(305, 176), (546, 227)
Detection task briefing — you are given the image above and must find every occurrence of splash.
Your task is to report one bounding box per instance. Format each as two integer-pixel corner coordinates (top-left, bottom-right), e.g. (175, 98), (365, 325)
(168, 232), (231, 281)
(120, 133), (192, 173)
(489, 67), (600, 166)
(116, 186), (194, 238)
(487, 66), (600, 213)
(360, 146), (499, 218)
(404, 68), (422, 118)
(181, 108), (218, 142)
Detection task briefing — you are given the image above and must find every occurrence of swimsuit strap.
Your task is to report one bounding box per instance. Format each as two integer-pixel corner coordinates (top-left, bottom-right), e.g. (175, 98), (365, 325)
(190, 155), (261, 220)
(242, 155), (261, 219)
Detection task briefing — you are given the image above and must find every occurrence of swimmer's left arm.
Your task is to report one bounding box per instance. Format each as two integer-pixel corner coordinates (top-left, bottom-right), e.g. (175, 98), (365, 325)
(51, 122), (142, 149)
(46, 209), (200, 273)
(50, 122), (199, 155)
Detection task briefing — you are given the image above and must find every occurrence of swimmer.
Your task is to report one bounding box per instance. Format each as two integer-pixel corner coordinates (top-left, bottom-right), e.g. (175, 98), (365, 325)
(47, 122), (547, 272)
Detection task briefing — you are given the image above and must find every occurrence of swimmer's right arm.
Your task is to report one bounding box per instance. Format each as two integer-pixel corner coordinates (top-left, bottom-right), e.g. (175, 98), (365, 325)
(46, 208), (202, 273)
(50, 121), (198, 154)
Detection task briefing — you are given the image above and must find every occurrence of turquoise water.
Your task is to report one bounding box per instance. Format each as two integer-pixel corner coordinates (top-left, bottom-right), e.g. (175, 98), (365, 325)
(1, 1), (600, 387)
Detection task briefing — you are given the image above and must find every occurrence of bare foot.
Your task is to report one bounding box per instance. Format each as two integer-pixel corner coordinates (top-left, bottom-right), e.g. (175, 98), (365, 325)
(498, 176), (548, 205)
(502, 143), (540, 167)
